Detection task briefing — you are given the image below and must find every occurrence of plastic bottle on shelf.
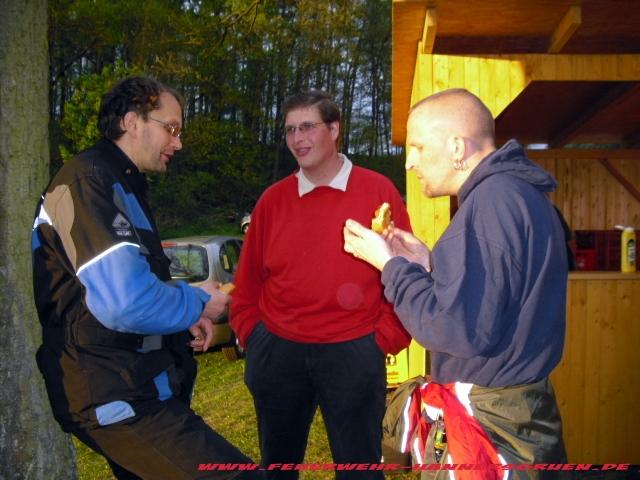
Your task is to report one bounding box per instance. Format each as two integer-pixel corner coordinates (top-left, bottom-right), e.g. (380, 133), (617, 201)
(615, 225), (636, 273)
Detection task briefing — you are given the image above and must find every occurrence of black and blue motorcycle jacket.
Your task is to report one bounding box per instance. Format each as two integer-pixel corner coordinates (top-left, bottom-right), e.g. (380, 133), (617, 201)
(32, 138), (209, 430)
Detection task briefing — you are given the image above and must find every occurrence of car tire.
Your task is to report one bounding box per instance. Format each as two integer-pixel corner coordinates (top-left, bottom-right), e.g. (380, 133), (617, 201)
(221, 337), (245, 361)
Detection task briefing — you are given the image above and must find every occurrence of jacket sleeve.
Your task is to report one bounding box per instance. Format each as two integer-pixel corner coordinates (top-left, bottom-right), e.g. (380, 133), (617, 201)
(229, 201), (264, 347)
(77, 245), (210, 335)
(373, 189), (413, 354)
(48, 173), (208, 335)
(380, 228), (515, 358)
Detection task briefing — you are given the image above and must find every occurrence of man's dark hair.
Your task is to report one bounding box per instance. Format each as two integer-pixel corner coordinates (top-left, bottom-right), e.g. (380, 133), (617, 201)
(282, 90), (341, 124)
(98, 76), (184, 140)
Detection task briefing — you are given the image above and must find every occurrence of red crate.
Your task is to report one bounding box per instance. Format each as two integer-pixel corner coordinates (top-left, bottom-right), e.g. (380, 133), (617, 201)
(575, 249), (598, 271)
(574, 230), (621, 271)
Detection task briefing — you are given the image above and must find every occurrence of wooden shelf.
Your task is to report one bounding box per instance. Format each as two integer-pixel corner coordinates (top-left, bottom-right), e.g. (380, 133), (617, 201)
(569, 271), (640, 280)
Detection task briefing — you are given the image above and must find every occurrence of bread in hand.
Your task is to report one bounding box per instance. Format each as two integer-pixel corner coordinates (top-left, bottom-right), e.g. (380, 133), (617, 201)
(371, 202), (392, 234)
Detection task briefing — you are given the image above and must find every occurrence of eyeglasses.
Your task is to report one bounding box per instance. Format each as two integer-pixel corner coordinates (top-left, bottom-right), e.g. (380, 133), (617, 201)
(148, 116), (182, 138)
(284, 122), (325, 137)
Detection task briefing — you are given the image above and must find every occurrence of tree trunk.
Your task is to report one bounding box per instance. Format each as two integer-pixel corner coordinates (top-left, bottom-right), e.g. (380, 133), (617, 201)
(0, 1), (77, 478)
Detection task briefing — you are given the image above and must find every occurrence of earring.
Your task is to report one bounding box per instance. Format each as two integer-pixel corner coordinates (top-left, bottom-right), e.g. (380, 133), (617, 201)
(453, 159), (467, 171)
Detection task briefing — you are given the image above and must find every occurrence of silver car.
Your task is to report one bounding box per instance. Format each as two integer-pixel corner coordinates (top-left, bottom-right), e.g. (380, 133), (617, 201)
(161, 235), (244, 360)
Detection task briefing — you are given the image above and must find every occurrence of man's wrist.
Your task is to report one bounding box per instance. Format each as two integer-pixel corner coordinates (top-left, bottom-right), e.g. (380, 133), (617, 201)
(377, 251), (397, 271)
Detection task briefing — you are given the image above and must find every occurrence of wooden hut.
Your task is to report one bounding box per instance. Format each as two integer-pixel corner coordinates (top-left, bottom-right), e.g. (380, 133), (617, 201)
(391, 0), (640, 463)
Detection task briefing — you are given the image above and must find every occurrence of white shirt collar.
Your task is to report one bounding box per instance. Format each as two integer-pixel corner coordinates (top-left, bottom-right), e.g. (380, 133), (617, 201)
(295, 154), (353, 197)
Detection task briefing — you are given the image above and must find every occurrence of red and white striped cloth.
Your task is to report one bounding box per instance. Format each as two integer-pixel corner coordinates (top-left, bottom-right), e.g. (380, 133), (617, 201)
(399, 381), (507, 480)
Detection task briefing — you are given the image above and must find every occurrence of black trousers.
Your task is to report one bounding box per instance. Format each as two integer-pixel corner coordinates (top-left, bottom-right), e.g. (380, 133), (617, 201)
(244, 323), (387, 480)
(72, 397), (264, 480)
(470, 378), (567, 480)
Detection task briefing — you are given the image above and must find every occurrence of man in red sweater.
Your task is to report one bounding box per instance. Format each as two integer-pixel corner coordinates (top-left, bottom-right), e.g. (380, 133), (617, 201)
(231, 91), (411, 478)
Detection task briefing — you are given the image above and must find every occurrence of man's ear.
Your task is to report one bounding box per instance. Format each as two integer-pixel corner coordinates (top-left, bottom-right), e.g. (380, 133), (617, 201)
(329, 121), (340, 142)
(121, 111), (138, 135)
(449, 135), (466, 162)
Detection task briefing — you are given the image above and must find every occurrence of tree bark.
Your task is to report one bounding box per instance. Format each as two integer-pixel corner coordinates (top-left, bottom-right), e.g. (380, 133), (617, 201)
(0, 1), (77, 478)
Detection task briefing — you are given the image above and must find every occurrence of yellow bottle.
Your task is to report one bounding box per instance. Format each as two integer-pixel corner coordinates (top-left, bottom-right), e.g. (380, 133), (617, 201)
(616, 225), (636, 273)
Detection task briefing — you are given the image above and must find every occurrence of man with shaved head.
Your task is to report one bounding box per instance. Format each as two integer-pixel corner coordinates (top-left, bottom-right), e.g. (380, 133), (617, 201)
(344, 88), (567, 473)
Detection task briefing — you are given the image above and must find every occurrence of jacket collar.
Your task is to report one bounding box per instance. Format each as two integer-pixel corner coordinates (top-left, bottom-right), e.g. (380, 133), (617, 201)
(95, 138), (148, 195)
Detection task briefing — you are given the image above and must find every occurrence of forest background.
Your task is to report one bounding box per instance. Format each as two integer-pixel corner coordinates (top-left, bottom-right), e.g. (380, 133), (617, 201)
(50, 0), (406, 236)
(0, 2), (408, 476)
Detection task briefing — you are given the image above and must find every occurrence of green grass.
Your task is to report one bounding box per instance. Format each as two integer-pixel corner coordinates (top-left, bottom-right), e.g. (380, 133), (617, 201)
(75, 352), (418, 479)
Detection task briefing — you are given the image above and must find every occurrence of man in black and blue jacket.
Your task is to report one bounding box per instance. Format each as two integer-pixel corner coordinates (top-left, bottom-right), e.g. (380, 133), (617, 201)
(32, 76), (260, 479)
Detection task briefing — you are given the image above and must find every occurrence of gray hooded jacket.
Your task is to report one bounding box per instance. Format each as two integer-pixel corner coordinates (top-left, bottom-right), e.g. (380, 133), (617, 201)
(382, 140), (568, 387)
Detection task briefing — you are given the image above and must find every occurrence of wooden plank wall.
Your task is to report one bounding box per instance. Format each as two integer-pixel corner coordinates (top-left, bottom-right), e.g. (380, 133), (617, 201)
(411, 52), (529, 120)
(530, 150), (640, 230)
(407, 45), (455, 250)
(551, 274), (640, 463)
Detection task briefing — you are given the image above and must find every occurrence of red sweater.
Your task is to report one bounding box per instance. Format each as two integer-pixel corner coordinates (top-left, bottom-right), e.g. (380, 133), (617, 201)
(231, 166), (412, 354)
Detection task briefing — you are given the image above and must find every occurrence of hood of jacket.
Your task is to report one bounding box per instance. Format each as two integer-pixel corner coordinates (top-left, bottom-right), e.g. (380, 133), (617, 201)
(458, 139), (557, 204)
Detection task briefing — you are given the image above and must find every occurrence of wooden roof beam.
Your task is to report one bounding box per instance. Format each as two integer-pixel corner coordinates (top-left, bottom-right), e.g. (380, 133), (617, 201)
(598, 158), (640, 205)
(420, 8), (437, 54)
(549, 83), (636, 148)
(548, 5), (582, 53)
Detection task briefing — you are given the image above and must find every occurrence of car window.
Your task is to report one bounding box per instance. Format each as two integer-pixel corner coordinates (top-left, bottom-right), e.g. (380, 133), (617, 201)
(220, 240), (241, 274)
(163, 244), (209, 283)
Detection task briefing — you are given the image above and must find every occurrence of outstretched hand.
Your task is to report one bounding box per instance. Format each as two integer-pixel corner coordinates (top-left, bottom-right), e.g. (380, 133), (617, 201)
(199, 280), (231, 321)
(343, 219), (393, 271)
(189, 316), (214, 352)
(190, 281), (231, 352)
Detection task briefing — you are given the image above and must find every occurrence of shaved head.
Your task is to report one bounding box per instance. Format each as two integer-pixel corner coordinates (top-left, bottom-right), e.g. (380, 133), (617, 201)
(405, 88), (497, 197)
(409, 88), (495, 147)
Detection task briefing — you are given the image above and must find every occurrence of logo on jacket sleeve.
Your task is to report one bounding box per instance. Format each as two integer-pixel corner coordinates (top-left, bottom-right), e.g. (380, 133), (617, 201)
(112, 213), (133, 237)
